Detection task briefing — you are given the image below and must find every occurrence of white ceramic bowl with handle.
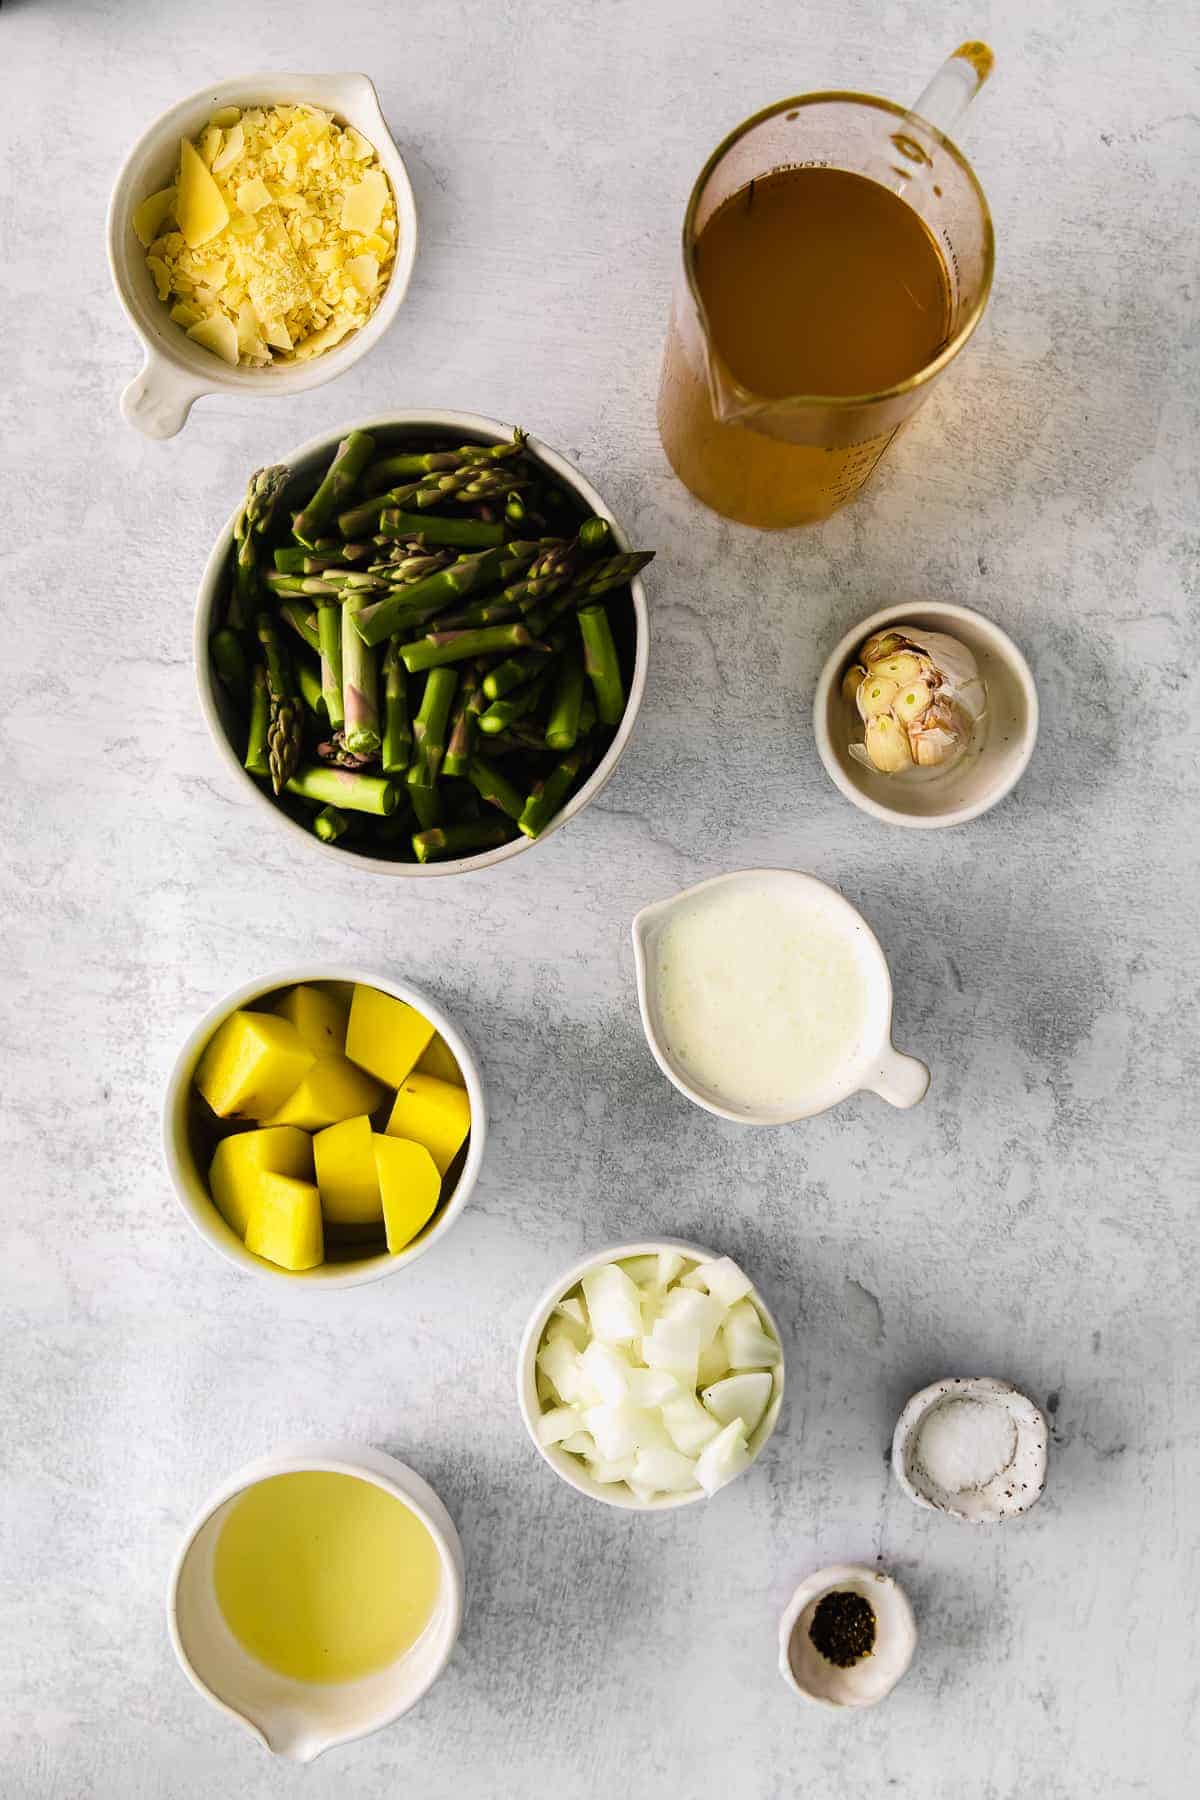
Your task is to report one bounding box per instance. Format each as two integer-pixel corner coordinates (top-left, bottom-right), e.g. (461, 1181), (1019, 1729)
(813, 602), (1038, 828)
(516, 1238), (785, 1510)
(168, 1440), (463, 1762)
(107, 72), (418, 438)
(163, 965), (485, 1288)
(632, 869), (930, 1125)
(195, 410), (649, 876)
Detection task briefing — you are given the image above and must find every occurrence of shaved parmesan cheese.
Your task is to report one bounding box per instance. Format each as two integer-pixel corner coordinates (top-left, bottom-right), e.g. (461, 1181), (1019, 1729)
(176, 137), (229, 247)
(132, 186), (176, 248)
(341, 169), (388, 235)
(186, 313), (239, 365)
(212, 123), (245, 174)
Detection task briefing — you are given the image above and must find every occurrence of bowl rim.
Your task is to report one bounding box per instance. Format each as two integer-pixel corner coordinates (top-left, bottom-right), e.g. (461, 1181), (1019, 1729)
(194, 409), (650, 875)
(162, 964), (486, 1288)
(630, 867), (901, 1125)
(515, 1237), (785, 1511)
(166, 1440), (463, 1759)
(106, 71), (418, 417)
(812, 601), (1039, 829)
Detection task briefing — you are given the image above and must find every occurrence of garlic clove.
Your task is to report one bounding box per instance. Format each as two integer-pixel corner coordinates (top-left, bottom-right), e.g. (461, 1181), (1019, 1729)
(911, 727), (959, 767)
(866, 652), (924, 686)
(841, 663), (867, 706)
(859, 630), (909, 665)
(856, 675), (899, 721)
(865, 715), (912, 772)
(892, 680), (932, 727)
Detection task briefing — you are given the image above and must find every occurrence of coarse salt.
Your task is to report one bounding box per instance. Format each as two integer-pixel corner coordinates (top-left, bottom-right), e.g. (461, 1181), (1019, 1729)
(915, 1398), (1017, 1493)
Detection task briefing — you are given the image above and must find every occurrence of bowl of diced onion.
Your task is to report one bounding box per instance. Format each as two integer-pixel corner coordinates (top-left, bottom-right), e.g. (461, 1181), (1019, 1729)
(517, 1240), (785, 1510)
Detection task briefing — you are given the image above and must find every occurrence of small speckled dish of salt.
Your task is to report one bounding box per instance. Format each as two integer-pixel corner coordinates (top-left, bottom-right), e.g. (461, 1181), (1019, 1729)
(891, 1377), (1048, 1524)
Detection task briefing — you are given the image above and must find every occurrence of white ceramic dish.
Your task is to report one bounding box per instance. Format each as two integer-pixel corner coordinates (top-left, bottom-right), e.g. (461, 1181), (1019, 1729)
(163, 965), (485, 1287)
(195, 410), (649, 876)
(107, 73), (418, 438)
(632, 869), (930, 1125)
(813, 602), (1038, 828)
(779, 1564), (917, 1708)
(891, 1376), (1049, 1523)
(169, 1440), (463, 1762)
(516, 1238), (785, 1510)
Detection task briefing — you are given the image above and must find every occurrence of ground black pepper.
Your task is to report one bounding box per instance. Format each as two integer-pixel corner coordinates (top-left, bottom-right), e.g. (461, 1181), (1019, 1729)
(808, 1590), (876, 1667)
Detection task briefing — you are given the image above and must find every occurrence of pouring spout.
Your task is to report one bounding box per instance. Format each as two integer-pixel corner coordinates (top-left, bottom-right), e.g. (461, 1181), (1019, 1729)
(255, 1713), (329, 1764)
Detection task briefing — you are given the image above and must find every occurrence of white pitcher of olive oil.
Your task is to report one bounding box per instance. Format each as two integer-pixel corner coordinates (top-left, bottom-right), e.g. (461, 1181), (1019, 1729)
(168, 1441), (464, 1762)
(657, 44), (995, 527)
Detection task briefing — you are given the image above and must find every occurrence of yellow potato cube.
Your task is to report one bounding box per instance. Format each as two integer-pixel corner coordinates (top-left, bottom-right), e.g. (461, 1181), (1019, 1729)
(346, 985), (435, 1087)
(274, 983), (350, 1054)
(263, 1054), (385, 1131)
(313, 1115), (382, 1226)
(244, 1173), (324, 1271)
(208, 1126), (313, 1237)
(176, 135), (229, 248)
(415, 1033), (464, 1087)
(385, 1073), (471, 1177)
(373, 1136), (441, 1254)
(194, 1011), (315, 1121)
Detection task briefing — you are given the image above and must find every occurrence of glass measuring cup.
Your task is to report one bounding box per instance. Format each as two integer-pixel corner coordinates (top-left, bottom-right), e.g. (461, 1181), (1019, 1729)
(657, 45), (995, 528)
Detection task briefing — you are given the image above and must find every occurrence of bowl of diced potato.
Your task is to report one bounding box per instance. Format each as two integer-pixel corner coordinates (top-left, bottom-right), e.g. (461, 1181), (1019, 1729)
(164, 967), (485, 1285)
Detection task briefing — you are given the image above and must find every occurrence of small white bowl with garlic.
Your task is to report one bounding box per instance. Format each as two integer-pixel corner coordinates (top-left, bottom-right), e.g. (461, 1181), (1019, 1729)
(517, 1241), (785, 1509)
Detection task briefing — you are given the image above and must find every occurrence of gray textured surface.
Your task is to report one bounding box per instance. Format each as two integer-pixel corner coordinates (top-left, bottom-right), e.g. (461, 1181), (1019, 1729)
(2, 1), (1197, 1795)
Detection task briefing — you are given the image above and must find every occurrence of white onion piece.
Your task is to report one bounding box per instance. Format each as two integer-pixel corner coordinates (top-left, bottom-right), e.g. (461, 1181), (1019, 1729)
(556, 1296), (586, 1326)
(658, 1286), (724, 1349)
(677, 1265), (709, 1290)
(656, 1250), (686, 1287)
(546, 1307), (589, 1352)
(537, 1405), (581, 1446)
(662, 1390), (722, 1455)
(537, 1338), (586, 1403)
(627, 1366), (680, 1407)
(582, 1264), (643, 1344)
(697, 1337), (731, 1388)
(643, 1323), (701, 1391)
(560, 1430), (597, 1457)
(588, 1454), (637, 1484)
(580, 1340), (632, 1404)
(585, 1402), (671, 1461)
(618, 1254), (660, 1286)
(702, 1371), (772, 1437)
(723, 1300), (782, 1369)
(632, 1446), (699, 1494)
(695, 1421), (750, 1496)
(699, 1256), (753, 1308)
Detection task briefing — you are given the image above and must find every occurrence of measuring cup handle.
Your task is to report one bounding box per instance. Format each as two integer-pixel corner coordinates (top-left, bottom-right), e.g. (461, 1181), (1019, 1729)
(910, 42), (994, 141)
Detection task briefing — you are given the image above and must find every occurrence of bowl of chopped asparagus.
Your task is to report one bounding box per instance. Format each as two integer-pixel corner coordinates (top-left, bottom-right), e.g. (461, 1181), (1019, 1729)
(196, 411), (654, 871)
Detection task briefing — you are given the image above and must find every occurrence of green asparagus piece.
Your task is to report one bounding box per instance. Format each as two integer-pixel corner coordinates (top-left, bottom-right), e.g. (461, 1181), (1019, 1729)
(407, 667), (458, 790)
(278, 598), (322, 654)
(286, 765), (398, 814)
(412, 819), (513, 863)
(466, 755), (526, 821)
(477, 668), (551, 736)
(435, 595), (522, 631)
(316, 602), (344, 733)
(526, 550), (654, 634)
(313, 805), (350, 843)
(354, 544), (540, 648)
(341, 594), (381, 758)
(211, 628), (249, 701)
(480, 720), (549, 756)
(274, 541), (372, 574)
(544, 645), (585, 750)
(382, 638), (412, 774)
(362, 429), (526, 495)
(340, 463), (527, 539)
(577, 605), (625, 725)
(409, 782), (442, 830)
(441, 665), (481, 777)
(230, 465), (288, 628)
(296, 658), (326, 718)
(375, 510), (505, 549)
(518, 746), (590, 839)
(256, 614), (302, 795)
(482, 622), (566, 701)
(579, 516), (613, 554)
(243, 664), (270, 778)
(293, 431), (375, 546)
(400, 621), (541, 675)
(265, 569), (390, 599)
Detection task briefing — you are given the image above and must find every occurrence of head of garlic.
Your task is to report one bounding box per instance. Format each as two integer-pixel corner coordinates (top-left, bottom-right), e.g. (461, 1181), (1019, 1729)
(843, 626), (987, 776)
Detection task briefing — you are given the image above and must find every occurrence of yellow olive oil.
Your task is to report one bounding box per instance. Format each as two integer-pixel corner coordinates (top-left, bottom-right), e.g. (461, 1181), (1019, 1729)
(213, 1471), (441, 1684)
